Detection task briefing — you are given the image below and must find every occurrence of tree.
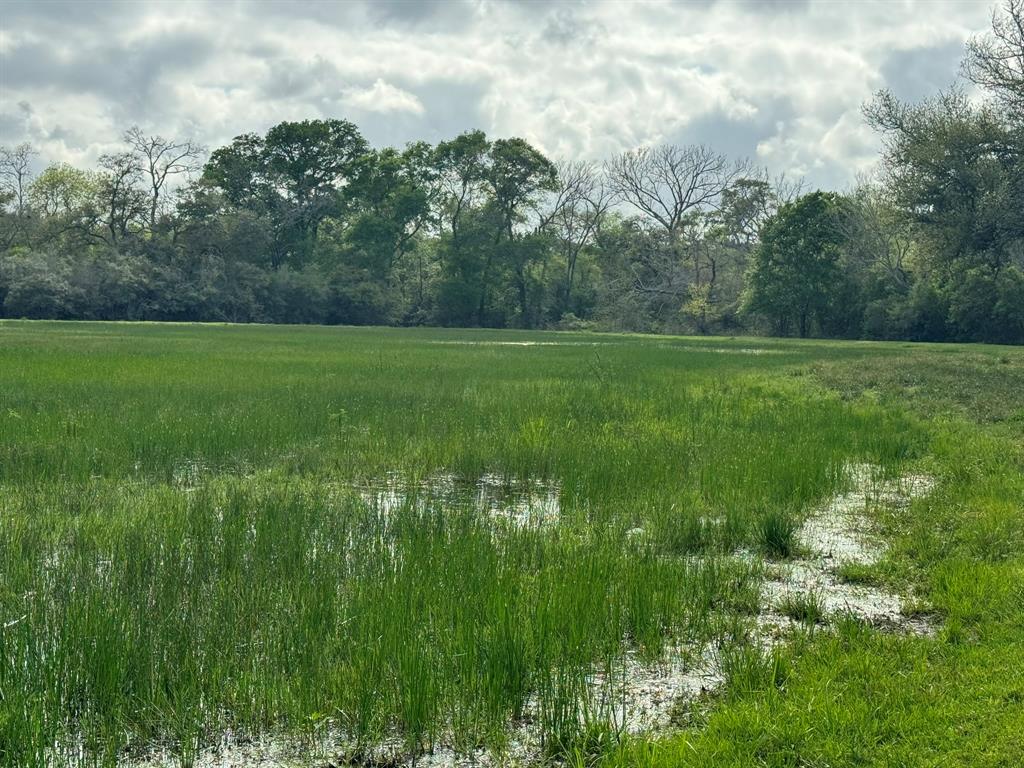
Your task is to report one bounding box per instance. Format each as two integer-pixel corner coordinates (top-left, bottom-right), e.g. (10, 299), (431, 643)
(605, 144), (747, 313)
(342, 143), (434, 279)
(124, 126), (204, 232)
(857, 2), (1024, 343)
(431, 132), (558, 327)
(173, 181), (277, 269)
(606, 144), (742, 238)
(427, 131), (492, 325)
(964, 0), (1024, 121)
(202, 120), (369, 267)
(433, 130), (490, 248)
(7, 104), (1013, 339)
(864, 87), (1023, 341)
(96, 152), (148, 245)
(202, 133), (268, 209)
(743, 192), (846, 337)
(678, 175), (794, 333)
(539, 160), (612, 318)
(485, 138), (558, 327)
(838, 182), (914, 293)
(29, 163), (96, 218)
(263, 119), (368, 262)
(0, 143), (37, 215)
(25, 163), (99, 249)
(715, 175), (797, 249)
(865, 89), (1021, 273)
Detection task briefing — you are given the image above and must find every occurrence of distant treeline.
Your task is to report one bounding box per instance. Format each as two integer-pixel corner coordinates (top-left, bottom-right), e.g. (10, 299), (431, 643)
(2, 3), (1022, 342)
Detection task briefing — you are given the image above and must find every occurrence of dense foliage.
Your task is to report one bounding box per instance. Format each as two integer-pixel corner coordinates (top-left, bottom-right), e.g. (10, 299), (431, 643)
(1, 3), (1021, 342)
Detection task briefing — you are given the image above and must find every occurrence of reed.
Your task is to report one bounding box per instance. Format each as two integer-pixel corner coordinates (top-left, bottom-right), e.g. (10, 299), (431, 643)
(0, 321), (939, 766)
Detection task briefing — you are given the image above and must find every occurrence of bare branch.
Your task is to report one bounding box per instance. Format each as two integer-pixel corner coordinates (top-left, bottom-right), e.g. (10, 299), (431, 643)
(605, 145), (748, 238)
(0, 143), (38, 215)
(963, 0), (1024, 119)
(125, 126), (206, 231)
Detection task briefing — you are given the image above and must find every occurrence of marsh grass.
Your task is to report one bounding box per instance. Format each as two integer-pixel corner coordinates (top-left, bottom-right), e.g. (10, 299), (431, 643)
(719, 645), (791, 700)
(0, 322), (951, 766)
(776, 591), (826, 626)
(756, 507), (801, 559)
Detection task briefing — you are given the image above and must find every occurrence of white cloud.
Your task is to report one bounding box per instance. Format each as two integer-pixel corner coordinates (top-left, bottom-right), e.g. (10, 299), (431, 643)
(0, 0), (993, 188)
(342, 79), (425, 115)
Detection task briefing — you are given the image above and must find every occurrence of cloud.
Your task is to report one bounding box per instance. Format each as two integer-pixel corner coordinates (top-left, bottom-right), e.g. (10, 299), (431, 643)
(881, 39), (967, 102)
(0, 0), (994, 188)
(342, 80), (426, 115)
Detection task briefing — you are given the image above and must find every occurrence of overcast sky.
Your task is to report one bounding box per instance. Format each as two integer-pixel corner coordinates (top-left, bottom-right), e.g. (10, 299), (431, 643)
(0, 0), (995, 189)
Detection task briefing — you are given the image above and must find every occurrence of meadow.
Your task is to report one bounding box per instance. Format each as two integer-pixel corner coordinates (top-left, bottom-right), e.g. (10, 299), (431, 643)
(0, 321), (1021, 767)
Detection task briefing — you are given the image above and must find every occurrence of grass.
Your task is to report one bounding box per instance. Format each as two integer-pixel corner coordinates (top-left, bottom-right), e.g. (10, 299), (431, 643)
(836, 561), (883, 586)
(0, 321), (1021, 767)
(755, 508), (800, 559)
(776, 591), (826, 626)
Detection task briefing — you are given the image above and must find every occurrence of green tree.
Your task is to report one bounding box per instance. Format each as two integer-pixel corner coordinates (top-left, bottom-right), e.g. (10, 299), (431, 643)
(432, 132), (557, 327)
(485, 138), (558, 327)
(23, 163), (98, 249)
(433, 131), (491, 325)
(202, 133), (268, 208)
(263, 119), (368, 261)
(202, 120), (369, 268)
(964, 0), (1024, 122)
(864, 88), (1023, 341)
(94, 152), (148, 245)
(743, 191), (846, 337)
(342, 143), (434, 279)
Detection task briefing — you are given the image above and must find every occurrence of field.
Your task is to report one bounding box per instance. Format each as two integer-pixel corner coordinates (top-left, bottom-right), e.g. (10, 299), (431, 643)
(1, 321), (1022, 768)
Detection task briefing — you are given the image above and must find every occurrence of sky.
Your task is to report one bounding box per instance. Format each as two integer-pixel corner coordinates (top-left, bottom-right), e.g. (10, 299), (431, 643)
(0, 0), (996, 190)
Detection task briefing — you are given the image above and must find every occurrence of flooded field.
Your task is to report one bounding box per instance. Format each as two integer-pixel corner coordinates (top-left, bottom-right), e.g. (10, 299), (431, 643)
(1, 323), (1022, 767)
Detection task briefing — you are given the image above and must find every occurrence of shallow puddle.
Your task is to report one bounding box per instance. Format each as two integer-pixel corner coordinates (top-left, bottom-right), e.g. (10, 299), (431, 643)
(568, 462), (939, 739)
(353, 472), (561, 529)
(658, 344), (787, 355)
(760, 463), (936, 630)
(428, 340), (608, 347)
(98, 464), (936, 767)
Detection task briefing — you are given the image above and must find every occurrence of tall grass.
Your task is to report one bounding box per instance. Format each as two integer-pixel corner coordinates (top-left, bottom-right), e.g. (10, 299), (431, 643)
(0, 321), (928, 765)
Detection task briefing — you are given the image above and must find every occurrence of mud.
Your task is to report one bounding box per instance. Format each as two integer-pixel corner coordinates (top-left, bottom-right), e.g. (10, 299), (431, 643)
(584, 462), (938, 737)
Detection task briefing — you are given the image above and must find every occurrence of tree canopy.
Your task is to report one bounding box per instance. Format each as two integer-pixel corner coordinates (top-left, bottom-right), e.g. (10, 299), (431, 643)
(2, 2), (1022, 343)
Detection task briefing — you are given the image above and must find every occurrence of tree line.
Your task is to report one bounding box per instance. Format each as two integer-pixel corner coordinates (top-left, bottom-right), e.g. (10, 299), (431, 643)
(1, 1), (1021, 343)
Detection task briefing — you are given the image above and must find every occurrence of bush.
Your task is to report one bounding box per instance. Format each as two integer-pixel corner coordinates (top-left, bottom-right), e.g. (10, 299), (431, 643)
(948, 265), (1024, 344)
(553, 312), (597, 331)
(0, 248), (76, 319)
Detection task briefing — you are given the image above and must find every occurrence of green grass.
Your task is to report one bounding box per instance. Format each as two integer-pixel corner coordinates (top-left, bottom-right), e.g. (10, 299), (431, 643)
(0, 321), (1021, 766)
(755, 508), (800, 560)
(776, 591), (826, 626)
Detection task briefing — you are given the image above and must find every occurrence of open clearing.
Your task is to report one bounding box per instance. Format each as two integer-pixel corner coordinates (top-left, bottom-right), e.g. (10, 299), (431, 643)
(1, 322), (1022, 767)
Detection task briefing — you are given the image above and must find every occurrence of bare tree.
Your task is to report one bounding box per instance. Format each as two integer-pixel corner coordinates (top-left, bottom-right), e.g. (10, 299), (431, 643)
(605, 144), (746, 237)
(0, 143), (38, 215)
(605, 144), (748, 307)
(964, 0), (1024, 119)
(539, 160), (614, 313)
(124, 126), (205, 231)
(772, 172), (806, 206)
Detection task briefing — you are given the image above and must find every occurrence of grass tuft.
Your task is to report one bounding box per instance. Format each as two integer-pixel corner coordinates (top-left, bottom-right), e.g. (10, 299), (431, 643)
(777, 590), (826, 625)
(757, 507), (800, 559)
